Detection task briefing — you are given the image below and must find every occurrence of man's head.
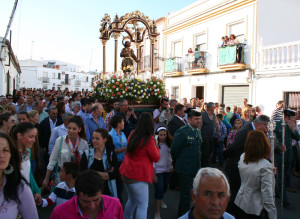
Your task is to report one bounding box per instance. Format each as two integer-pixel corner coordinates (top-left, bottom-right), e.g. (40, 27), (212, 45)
(236, 107), (242, 115)
(112, 100), (120, 112)
(48, 107), (58, 121)
(276, 100), (284, 109)
(243, 98), (247, 106)
(206, 102), (215, 114)
(91, 103), (103, 118)
(35, 100), (44, 114)
(216, 114), (223, 123)
(83, 99), (93, 112)
(119, 100), (129, 114)
(191, 168), (230, 219)
(226, 106), (231, 113)
(160, 98), (169, 109)
(59, 162), (79, 182)
(75, 170), (104, 215)
(253, 115), (270, 134)
(174, 104), (185, 118)
(187, 109), (202, 128)
(6, 94), (13, 103)
(284, 109), (296, 121)
(62, 112), (74, 126)
(71, 101), (81, 115)
(17, 111), (29, 123)
(190, 98), (197, 108)
(169, 99), (178, 108)
(26, 95), (33, 105)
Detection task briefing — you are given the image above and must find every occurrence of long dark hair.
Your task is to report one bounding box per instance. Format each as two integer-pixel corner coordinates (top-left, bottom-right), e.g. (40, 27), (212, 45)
(155, 126), (171, 148)
(0, 132), (27, 204)
(127, 112), (154, 153)
(67, 116), (87, 140)
(10, 122), (35, 154)
(94, 128), (115, 168)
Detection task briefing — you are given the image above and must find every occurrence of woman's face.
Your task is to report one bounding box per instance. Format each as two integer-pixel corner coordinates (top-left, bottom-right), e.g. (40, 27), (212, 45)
(18, 128), (37, 149)
(92, 132), (106, 149)
(6, 116), (16, 130)
(67, 122), (81, 139)
(158, 130), (167, 142)
(0, 137), (11, 171)
(30, 113), (40, 125)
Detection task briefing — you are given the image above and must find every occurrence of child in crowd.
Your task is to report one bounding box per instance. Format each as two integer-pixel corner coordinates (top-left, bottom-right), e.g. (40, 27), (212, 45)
(194, 48), (199, 67)
(40, 162), (78, 207)
(213, 114), (227, 166)
(198, 52), (205, 68)
(226, 106), (233, 121)
(227, 119), (242, 146)
(153, 126), (173, 219)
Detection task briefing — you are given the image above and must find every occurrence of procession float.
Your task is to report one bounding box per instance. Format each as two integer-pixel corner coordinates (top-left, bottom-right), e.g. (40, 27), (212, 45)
(93, 11), (166, 113)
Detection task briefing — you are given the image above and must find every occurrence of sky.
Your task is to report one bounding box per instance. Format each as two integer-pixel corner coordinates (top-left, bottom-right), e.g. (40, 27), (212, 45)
(0, 0), (197, 72)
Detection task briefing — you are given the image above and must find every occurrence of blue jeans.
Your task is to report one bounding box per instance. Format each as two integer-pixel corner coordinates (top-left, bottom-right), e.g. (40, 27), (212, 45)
(154, 172), (170, 200)
(124, 181), (149, 219)
(213, 139), (224, 164)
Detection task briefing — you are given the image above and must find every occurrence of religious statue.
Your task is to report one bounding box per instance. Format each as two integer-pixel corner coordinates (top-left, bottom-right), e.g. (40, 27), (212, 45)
(120, 41), (138, 76)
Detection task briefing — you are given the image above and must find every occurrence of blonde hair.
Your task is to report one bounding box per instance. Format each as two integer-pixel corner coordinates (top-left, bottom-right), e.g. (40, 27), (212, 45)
(28, 110), (39, 118)
(4, 103), (16, 115)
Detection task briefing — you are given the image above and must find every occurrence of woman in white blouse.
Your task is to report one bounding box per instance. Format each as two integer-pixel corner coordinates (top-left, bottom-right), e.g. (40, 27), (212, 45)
(42, 116), (89, 189)
(235, 130), (277, 219)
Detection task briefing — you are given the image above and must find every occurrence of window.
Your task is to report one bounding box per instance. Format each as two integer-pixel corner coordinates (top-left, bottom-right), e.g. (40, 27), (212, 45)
(172, 41), (182, 57)
(46, 62), (55, 68)
(86, 77), (88, 82)
(172, 86), (180, 100)
(58, 73), (61, 79)
(195, 33), (207, 51)
(73, 75), (76, 79)
(228, 20), (245, 42)
(52, 73), (55, 79)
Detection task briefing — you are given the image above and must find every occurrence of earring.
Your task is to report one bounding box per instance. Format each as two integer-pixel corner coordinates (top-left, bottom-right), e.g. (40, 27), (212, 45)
(3, 164), (14, 175)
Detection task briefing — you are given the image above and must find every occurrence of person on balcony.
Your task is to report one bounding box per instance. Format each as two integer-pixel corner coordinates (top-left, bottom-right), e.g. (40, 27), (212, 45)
(187, 48), (195, 69)
(228, 34), (240, 45)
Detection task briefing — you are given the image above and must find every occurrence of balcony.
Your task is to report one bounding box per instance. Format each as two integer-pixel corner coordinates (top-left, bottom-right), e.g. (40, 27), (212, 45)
(165, 57), (183, 77)
(61, 80), (71, 85)
(139, 55), (159, 72)
(185, 51), (207, 75)
(75, 80), (81, 87)
(258, 40), (300, 70)
(217, 43), (246, 71)
(42, 77), (50, 83)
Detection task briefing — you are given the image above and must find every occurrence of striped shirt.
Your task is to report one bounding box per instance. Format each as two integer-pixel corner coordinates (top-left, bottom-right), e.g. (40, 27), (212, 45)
(42, 182), (76, 207)
(271, 108), (283, 122)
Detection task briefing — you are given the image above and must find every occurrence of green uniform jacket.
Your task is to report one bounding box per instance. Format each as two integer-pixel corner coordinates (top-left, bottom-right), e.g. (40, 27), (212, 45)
(274, 120), (300, 163)
(171, 124), (202, 176)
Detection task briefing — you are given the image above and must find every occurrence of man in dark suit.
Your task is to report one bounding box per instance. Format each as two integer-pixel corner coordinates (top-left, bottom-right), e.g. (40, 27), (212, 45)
(19, 94), (35, 112)
(39, 106), (63, 174)
(225, 115), (270, 215)
(168, 104), (186, 136)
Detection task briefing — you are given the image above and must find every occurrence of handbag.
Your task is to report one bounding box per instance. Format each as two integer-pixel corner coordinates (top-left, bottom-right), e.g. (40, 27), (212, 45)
(49, 136), (63, 193)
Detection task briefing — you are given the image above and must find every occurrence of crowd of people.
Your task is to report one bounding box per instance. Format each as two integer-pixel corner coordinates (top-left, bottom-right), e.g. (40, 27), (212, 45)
(0, 87), (300, 219)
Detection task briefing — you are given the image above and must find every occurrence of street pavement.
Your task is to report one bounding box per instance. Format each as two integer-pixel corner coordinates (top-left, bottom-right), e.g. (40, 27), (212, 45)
(38, 166), (300, 219)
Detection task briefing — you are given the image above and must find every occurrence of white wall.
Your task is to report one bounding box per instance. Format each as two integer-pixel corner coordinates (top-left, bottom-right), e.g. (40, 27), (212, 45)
(257, 0), (300, 45)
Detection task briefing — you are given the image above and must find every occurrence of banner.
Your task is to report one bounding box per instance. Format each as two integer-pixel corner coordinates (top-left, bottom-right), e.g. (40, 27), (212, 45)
(165, 59), (175, 72)
(218, 45), (237, 65)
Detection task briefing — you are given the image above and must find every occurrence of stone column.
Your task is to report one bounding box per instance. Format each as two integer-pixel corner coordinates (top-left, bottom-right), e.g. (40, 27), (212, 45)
(101, 39), (107, 80)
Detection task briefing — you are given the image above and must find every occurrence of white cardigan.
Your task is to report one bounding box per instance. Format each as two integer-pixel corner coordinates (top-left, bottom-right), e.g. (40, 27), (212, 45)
(235, 153), (277, 218)
(47, 135), (89, 171)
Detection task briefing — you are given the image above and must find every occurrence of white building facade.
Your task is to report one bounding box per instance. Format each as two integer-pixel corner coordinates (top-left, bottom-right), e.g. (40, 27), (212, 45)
(0, 37), (21, 95)
(158, 0), (300, 114)
(19, 59), (97, 91)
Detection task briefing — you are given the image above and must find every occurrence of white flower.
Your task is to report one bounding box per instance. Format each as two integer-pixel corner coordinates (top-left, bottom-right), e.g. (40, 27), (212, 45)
(142, 96), (144, 98)
(111, 97), (114, 99)
(122, 91), (125, 94)
(117, 79), (120, 82)
(109, 89), (112, 92)
(125, 93), (128, 96)
(158, 95), (161, 98)
(116, 88), (119, 91)
(155, 93), (157, 96)
(157, 82), (160, 85)
(146, 96), (148, 99)
(106, 89), (108, 92)
(134, 90), (136, 92)
(112, 80), (115, 83)
(150, 82), (153, 84)
(120, 95), (123, 98)
(153, 84), (156, 87)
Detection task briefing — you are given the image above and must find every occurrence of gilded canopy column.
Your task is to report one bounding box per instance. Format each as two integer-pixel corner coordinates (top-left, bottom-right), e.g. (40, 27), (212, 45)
(101, 39), (108, 80)
(113, 33), (120, 74)
(136, 43), (141, 76)
(150, 37), (156, 76)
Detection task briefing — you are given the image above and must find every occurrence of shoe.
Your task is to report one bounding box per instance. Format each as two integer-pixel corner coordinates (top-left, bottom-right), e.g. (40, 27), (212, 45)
(155, 215), (161, 219)
(161, 201), (167, 209)
(283, 200), (291, 208)
(286, 186), (296, 193)
(293, 170), (300, 177)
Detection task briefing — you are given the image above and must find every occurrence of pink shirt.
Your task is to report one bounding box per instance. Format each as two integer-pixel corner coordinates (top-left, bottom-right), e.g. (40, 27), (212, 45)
(50, 195), (124, 219)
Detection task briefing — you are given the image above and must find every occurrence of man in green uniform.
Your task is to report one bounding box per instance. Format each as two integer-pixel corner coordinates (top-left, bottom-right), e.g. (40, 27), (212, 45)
(275, 109), (300, 206)
(171, 108), (202, 217)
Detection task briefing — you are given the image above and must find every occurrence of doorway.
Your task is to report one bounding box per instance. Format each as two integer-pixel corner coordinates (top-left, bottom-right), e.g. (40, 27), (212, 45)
(196, 86), (204, 100)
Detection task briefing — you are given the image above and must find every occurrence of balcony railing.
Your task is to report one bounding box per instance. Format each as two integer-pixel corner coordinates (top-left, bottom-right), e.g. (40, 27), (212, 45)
(75, 80), (81, 86)
(259, 40), (300, 70)
(165, 57), (183, 73)
(185, 51), (207, 70)
(217, 43), (245, 66)
(61, 80), (71, 85)
(42, 77), (50, 83)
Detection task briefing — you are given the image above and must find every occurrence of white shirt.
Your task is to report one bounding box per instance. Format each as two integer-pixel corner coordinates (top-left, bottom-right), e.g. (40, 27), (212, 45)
(49, 118), (57, 130)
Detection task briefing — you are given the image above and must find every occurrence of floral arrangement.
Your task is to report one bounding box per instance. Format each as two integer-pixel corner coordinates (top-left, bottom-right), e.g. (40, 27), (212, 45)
(94, 75), (166, 103)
